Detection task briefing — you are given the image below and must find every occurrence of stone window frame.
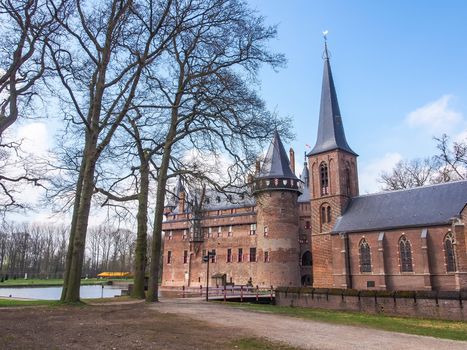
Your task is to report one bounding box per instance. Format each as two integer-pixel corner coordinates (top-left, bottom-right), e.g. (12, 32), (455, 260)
(249, 247), (257, 262)
(226, 248), (232, 263)
(444, 231), (457, 273)
(319, 161), (329, 196)
(250, 223), (256, 235)
(238, 248), (243, 263)
(264, 225), (269, 237)
(228, 225), (233, 237)
(399, 235), (413, 273)
(211, 249), (216, 263)
(217, 226), (222, 238)
(167, 251), (172, 264)
(301, 250), (312, 266)
(358, 238), (372, 273)
(264, 250), (270, 263)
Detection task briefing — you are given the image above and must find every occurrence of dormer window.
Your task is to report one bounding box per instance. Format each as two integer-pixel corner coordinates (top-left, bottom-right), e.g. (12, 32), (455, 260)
(320, 162), (329, 195)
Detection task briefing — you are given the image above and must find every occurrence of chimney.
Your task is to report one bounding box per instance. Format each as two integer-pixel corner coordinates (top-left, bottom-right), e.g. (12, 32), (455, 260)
(255, 160), (261, 174)
(178, 191), (185, 213)
(289, 147), (295, 174)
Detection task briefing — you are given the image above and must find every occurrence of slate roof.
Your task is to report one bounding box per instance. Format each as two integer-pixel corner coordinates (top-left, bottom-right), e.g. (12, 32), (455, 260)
(332, 180), (467, 233)
(257, 131), (298, 180)
(298, 161), (311, 203)
(308, 46), (357, 157)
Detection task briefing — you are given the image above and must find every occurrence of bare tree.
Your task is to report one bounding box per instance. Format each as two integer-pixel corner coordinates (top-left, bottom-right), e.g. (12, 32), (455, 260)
(379, 134), (467, 191)
(46, 0), (178, 302)
(379, 157), (440, 190)
(0, 0), (61, 135)
(140, 0), (287, 302)
(435, 134), (466, 181)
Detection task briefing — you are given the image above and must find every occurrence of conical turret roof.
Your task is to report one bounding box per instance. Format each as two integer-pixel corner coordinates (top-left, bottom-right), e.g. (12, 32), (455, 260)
(308, 44), (357, 156)
(257, 131), (298, 180)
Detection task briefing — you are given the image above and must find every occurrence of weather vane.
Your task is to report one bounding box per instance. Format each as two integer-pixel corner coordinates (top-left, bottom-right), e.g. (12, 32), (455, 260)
(322, 30), (330, 60)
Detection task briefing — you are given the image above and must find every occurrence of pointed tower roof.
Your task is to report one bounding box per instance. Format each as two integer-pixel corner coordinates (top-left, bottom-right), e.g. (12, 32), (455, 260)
(308, 41), (357, 157)
(298, 159), (311, 203)
(257, 131), (299, 180)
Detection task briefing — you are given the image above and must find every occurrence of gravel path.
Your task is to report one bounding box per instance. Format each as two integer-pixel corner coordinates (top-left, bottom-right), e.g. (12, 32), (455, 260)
(152, 298), (467, 350)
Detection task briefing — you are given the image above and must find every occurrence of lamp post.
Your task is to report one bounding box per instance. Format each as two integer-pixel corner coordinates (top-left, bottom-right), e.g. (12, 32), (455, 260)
(204, 250), (216, 302)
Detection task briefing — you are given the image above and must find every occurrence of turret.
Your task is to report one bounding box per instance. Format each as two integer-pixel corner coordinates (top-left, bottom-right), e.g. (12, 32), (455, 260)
(252, 131), (302, 287)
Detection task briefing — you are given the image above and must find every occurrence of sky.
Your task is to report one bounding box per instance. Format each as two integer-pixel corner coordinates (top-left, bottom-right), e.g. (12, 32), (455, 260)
(248, 0), (467, 193)
(7, 0), (467, 223)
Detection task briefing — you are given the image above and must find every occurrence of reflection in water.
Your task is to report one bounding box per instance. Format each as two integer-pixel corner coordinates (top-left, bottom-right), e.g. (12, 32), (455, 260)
(0, 285), (123, 300)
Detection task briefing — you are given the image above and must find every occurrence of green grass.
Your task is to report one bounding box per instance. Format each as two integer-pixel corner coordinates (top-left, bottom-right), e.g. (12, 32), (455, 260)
(225, 303), (467, 341)
(229, 337), (300, 350)
(0, 299), (60, 307)
(0, 278), (132, 288)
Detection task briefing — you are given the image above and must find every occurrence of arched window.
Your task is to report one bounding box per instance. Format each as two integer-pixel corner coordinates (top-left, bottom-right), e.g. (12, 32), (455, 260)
(399, 236), (413, 272)
(321, 206), (326, 224)
(302, 251), (312, 266)
(326, 206), (332, 223)
(320, 162), (329, 195)
(359, 239), (371, 273)
(345, 163), (351, 196)
(444, 232), (456, 272)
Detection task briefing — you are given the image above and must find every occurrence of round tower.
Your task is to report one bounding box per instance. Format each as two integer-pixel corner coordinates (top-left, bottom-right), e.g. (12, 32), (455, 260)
(251, 131), (303, 287)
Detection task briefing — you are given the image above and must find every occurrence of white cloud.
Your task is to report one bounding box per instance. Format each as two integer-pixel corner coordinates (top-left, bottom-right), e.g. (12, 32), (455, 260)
(406, 95), (463, 134)
(359, 152), (402, 194)
(16, 122), (50, 156)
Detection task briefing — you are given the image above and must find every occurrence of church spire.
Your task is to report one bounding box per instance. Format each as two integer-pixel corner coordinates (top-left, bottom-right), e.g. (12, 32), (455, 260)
(308, 37), (357, 156)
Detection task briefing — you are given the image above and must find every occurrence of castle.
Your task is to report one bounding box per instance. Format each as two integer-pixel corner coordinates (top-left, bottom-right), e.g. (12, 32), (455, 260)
(161, 44), (467, 291)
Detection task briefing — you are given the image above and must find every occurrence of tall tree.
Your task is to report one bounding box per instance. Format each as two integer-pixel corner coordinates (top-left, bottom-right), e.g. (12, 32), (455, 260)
(140, 0), (287, 302)
(47, 0), (177, 302)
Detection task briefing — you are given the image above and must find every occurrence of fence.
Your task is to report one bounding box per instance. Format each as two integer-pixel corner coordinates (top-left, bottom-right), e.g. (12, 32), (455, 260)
(275, 287), (467, 321)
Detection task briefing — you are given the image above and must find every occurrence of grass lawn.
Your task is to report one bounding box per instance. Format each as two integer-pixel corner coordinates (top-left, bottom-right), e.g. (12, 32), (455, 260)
(0, 278), (132, 288)
(225, 302), (467, 341)
(0, 299), (60, 307)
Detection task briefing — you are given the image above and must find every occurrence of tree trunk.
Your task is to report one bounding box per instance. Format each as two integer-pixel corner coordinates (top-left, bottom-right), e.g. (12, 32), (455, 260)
(63, 142), (98, 302)
(132, 157), (149, 299)
(60, 154), (86, 301)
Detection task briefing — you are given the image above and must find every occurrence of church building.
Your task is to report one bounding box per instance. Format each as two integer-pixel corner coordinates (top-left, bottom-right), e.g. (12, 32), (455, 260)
(161, 43), (467, 292)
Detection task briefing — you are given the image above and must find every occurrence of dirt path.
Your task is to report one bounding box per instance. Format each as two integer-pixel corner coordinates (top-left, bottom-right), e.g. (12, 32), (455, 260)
(152, 298), (467, 350)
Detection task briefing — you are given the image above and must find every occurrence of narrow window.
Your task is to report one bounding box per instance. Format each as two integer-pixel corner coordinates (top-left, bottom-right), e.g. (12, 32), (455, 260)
(345, 165), (351, 196)
(359, 239), (371, 273)
(217, 226), (222, 238)
(182, 229), (187, 240)
(444, 232), (456, 272)
(228, 225), (233, 237)
(168, 230), (173, 240)
(238, 248), (243, 263)
(320, 162), (329, 195)
(227, 248), (232, 263)
(249, 247), (257, 262)
(321, 206), (326, 224)
(305, 221), (311, 229)
(327, 206), (332, 223)
(167, 251), (172, 264)
(211, 249), (216, 263)
(264, 251), (270, 263)
(301, 251), (312, 266)
(208, 227), (212, 238)
(399, 236), (413, 272)
(264, 225), (269, 237)
(183, 250), (188, 264)
(202, 249), (206, 263)
(250, 223), (256, 235)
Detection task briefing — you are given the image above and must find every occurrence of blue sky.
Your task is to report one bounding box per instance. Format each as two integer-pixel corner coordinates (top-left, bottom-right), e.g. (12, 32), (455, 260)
(249, 0), (467, 192)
